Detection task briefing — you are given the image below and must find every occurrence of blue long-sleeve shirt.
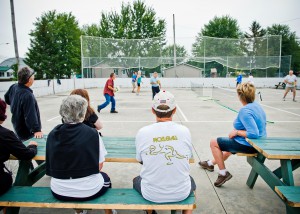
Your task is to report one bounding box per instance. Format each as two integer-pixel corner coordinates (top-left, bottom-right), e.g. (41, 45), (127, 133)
(233, 102), (267, 146)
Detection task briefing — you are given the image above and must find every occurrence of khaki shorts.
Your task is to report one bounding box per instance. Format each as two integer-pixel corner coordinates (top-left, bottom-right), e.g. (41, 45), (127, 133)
(285, 86), (296, 92)
(132, 82), (136, 88)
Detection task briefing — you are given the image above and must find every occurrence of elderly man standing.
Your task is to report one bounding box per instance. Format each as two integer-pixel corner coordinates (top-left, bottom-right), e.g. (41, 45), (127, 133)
(283, 70), (297, 102)
(150, 72), (161, 99)
(133, 91), (196, 214)
(4, 67), (43, 141)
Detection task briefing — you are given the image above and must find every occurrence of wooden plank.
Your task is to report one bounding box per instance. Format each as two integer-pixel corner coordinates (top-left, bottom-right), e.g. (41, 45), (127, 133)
(262, 150), (300, 160)
(0, 187), (195, 210)
(237, 153), (257, 157)
(275, 186), (300, 207)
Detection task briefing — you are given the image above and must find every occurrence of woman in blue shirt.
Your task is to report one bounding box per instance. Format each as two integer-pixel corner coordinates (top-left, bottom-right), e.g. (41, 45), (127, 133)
(199, 83), (267, 187)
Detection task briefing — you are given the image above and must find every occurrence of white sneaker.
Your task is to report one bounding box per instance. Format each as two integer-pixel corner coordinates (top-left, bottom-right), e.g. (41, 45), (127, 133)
(283, 97), (285, 101)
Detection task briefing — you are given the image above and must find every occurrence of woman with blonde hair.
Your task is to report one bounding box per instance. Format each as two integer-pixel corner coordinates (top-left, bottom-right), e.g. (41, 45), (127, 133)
(70, 89), (103, 131)
(136, 70), (142, 95)
(199, 83), (267, 187)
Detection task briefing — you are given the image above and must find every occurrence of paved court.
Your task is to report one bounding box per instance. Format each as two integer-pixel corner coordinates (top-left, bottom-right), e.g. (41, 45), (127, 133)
(3, 86), (300, 214)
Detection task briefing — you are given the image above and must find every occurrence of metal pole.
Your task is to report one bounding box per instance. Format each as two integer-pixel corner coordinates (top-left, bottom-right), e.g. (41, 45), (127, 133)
(226, 56), (228, 77)
(10, 0), (19, 72)
(173, 14), (176, 67)
(88, 58), (91, 78)
(266, 35), (268, 78)
(139, 56), (141, 71)
(279, 35), (282, 76)
(80, 35), (84, 79)
(204, 37), (206, 77)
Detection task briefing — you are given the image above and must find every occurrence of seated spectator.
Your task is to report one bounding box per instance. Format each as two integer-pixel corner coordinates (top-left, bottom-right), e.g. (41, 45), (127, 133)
(46, 95), (115, 214)
(0, 98), (38, 196)
(70, 89), (103, 135)
(199, 83), (267, 187)
(133, 91), (196, 214)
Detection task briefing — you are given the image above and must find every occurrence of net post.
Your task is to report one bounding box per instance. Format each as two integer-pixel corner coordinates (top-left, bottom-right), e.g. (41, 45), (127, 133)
(80, 35), (84, 80)
(279, 35), (282, 76)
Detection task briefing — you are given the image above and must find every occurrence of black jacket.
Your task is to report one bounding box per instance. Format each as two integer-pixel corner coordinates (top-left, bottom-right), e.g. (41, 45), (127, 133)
(4, 83), (42, 141)
(46, 123), (99, 179)
(0, 125), (37, 174)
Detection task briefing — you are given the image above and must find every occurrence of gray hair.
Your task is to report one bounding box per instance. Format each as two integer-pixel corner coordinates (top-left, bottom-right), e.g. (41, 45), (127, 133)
(18, 67), (34, 84)
(60, 95), (88, 124)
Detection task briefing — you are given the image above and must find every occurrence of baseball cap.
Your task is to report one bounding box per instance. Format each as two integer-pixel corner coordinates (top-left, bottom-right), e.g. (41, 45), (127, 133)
(152, 90), (176, 112)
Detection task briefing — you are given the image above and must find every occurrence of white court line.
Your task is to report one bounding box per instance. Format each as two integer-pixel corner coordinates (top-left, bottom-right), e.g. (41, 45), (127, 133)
(47, 116), (61, 121)
(176, 104), (189, 122)
(260, 104), (300, 117)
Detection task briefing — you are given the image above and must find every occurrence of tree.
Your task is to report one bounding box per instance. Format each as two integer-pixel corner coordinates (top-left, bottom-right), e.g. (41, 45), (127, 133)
(192, 15), (243, 57)
(82, 0), (166, 59)
(25, 10), (81, 79)
(162, 44), (187, 57)
(245, 21), (266, 38)
(267, 24), (300, 72)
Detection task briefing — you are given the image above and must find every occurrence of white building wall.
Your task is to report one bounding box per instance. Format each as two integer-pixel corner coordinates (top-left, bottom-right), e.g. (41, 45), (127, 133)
(0, 77), (293, 99)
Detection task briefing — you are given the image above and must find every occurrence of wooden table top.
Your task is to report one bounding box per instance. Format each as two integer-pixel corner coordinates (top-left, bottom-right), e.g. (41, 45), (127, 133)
(10, 135), (194, 163)
(246, 137), (300, 160)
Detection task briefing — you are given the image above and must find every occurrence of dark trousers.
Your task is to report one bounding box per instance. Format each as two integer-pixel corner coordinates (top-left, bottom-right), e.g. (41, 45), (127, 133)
(152, 86), (160, 99)
(51, 172), (111, 201)
(0, 171), (13, 196)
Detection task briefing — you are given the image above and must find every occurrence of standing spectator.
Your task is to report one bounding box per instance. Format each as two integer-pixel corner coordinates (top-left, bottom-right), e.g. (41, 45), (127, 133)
(70, 89), (103, 134)
(150, 72), (160, 99)
(0, 98), (38, 196)
(248, 73), (254, 85)
(283, 70), (297, 102)
(97, 73), (118, 113)
(199, 83), (266, 187)
(132, 71), (137, 93)
(4, 67), (43, 141)
(46, 95), (116, 214)
(133, 91), (196, 214)
(136, 70), (142, 96)
(236, 72), (243, 87)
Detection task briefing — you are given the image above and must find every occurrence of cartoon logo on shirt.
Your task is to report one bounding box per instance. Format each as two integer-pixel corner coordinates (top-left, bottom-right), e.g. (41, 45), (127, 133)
(146, 144), (187, 165)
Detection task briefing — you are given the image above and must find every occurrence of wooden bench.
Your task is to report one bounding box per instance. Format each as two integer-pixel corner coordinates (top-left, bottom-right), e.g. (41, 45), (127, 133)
(275, 186), (300, 208)
(0, 187), (196, 214)
(275, 82), (286, 89)
(236, 153), (257, 157)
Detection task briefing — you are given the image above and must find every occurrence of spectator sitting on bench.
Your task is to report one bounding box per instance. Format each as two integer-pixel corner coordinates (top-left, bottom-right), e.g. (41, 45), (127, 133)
(0, 98), (38, 196)
(133, 91), (196, 214)
(199, 83), (267, 187)
(46, 95), (116, 214)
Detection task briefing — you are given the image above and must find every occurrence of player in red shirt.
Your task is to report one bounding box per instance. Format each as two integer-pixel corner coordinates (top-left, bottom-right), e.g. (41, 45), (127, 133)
(97, 73), (118, 113)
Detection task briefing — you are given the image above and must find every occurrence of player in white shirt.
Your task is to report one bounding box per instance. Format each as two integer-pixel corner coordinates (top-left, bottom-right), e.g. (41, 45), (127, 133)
(134, 91), (196, 214)
(283, 70), (297, 102)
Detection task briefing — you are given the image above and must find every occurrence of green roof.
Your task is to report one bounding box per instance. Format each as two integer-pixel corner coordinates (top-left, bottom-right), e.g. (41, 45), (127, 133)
(0, 66), (10, 72)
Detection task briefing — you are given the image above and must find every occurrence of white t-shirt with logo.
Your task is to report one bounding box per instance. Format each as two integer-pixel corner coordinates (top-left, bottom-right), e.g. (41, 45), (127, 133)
(284, 74), (297, 87)
(135, 121), (193, 203)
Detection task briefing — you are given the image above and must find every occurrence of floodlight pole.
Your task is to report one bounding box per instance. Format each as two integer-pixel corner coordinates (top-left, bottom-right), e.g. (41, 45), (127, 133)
(279, 35), (282, 76)
(10, 0), (19, 71)
(80, 35), (84, 79)
(266, 35), (269, 78)
(173, 14), (177, 77)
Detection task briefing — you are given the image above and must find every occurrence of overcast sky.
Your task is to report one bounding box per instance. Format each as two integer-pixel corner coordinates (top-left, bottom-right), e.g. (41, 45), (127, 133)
(0, 0), (299, 60)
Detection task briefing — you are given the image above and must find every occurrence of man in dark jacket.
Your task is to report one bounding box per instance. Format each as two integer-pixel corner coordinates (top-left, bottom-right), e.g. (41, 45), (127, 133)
(4, 67), (43, 141)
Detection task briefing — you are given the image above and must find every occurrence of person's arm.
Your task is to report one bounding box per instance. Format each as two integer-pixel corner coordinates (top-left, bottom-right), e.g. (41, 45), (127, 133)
(98, 136), (107, 171)
(4, 84), (13, 105)
(230, 109), (260, 139)
(5, 130), (38, 160)
(23, 94), (43, 138)
(89, 113), (103, 130)
(135, 131), (143, 163)
(107, 79), (116, 92)
(94, 119), (103, 130)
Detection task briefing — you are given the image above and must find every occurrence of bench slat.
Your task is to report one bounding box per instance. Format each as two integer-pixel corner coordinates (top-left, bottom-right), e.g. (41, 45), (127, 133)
(275, 186), (300, 207)
(0, 187), (196, 210)
(236, 153), (257, 157)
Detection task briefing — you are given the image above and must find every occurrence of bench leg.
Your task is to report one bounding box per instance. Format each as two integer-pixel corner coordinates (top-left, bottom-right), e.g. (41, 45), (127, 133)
(171, 210), (177, 214)
(286, 205), (300, 214)
(246, 154), (266, 188)
(280, 160), (294, 186)
(273, 160), (300, 180)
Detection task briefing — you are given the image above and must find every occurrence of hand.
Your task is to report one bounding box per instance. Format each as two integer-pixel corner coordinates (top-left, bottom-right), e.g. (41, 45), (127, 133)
(34, 131), (43, 138)
(228, 129), (238, 139)
(29, 141), (38, 146)
(113, 88), (117, 92)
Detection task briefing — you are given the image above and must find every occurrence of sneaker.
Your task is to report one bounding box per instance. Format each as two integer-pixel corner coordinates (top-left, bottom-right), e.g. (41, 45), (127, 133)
(75, 210), (87, 214)
(214, 171), (233, 187)
(110, 110), (118, 113)
(112, 210), (117, 214)
(198, 160), (214, 172)
(97, 107), (101, 113)
(293, 99), (297, 102)
(283, 97), (285, 101)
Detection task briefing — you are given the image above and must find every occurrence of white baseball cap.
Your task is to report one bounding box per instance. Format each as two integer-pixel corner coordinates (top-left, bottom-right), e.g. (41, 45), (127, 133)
(152, 90), (176, 112)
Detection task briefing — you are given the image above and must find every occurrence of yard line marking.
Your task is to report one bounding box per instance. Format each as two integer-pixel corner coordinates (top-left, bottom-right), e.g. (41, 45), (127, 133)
(260, 104), (300, 117)
(176, 104), (189, 122)
(47, 116), (60, 121)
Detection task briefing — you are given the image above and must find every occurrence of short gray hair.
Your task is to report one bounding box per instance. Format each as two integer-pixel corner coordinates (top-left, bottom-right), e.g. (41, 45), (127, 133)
(60, 95), (88, 123)
(18, 67), (34, 84)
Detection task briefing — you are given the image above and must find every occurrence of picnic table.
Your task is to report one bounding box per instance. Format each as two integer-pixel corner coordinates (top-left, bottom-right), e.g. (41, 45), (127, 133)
(246, 137), (300, 214)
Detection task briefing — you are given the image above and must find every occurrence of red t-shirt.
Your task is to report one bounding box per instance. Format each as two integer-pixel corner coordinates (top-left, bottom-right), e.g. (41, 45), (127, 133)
(103, 78), (114, 96)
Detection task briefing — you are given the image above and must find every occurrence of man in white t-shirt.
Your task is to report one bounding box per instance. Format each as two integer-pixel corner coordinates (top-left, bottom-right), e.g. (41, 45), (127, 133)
(283, 70), (297, 102)
(133, 91), (196, 214)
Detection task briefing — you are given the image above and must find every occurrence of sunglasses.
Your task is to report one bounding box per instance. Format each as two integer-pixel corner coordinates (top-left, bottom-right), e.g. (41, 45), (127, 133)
(27, 71), (35, 80)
